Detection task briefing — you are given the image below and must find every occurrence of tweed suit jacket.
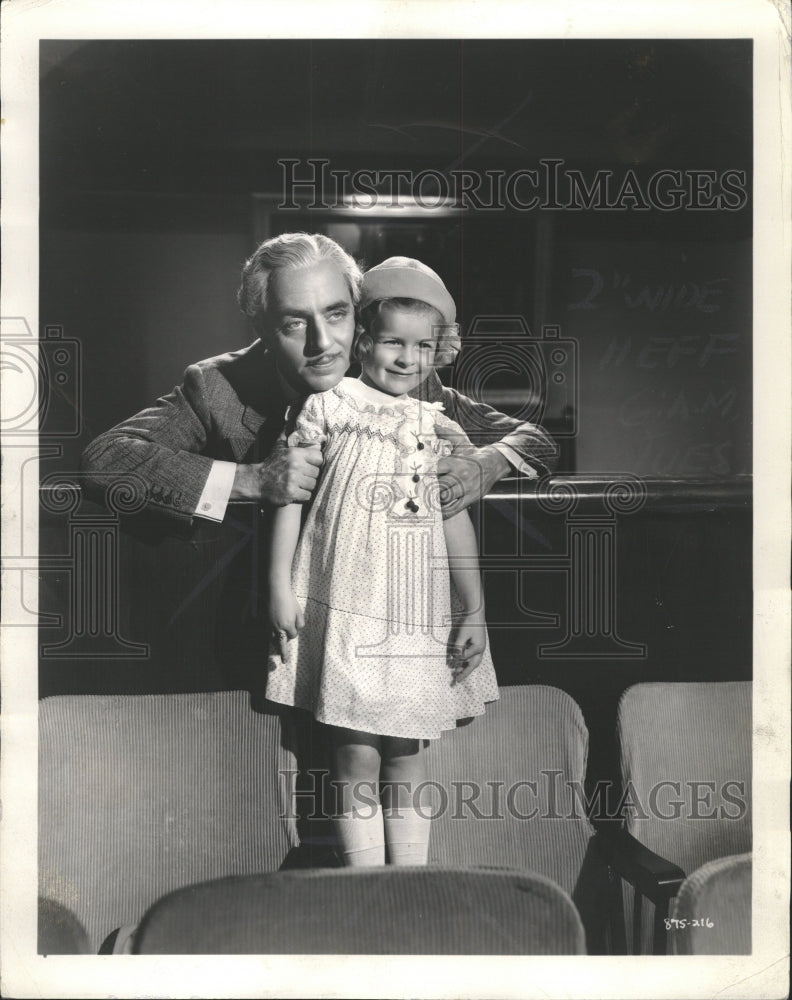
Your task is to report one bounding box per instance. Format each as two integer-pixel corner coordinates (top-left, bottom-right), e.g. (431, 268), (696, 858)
(81, 339), (558, 524)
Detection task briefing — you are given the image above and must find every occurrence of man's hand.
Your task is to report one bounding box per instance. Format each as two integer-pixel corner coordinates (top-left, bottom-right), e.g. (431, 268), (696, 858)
(433, 425), (510, 517)
(269, 588), (305, 663)
(230, 441), (322, 506)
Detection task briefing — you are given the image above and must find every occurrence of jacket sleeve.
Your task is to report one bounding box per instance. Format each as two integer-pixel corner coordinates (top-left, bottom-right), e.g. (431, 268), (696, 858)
(440, 386), (559, 478)
(80, 363), (218, 523)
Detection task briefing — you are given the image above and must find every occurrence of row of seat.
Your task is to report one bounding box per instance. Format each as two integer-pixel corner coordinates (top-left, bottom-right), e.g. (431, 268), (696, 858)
(38, 681), (751, 955)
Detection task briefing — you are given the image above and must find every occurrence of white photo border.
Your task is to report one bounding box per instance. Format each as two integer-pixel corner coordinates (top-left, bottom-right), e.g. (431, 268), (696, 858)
(1, 1), (789, 998)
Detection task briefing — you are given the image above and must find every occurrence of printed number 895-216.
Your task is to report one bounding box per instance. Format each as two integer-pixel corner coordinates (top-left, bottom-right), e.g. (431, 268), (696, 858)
(664, 917), (714, 930)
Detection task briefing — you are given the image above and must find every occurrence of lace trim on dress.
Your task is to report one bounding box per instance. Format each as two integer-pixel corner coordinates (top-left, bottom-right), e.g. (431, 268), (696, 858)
(322, 421), (402, 446)
(331, 380), (445, 420)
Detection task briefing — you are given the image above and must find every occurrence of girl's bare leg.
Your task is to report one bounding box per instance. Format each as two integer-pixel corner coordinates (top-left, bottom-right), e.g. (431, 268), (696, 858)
(331, 727), (385, 866)
(381, 737), (431, 866)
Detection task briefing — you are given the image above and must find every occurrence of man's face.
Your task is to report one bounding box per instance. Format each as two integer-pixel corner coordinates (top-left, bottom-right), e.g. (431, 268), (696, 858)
(262, 260), (355, 394)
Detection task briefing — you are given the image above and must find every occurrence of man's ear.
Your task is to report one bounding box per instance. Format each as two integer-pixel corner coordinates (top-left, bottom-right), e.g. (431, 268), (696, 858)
(255, 316), (274, 347)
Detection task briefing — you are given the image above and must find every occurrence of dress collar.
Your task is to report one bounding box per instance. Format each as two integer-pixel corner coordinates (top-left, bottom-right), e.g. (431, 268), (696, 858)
(341, 376), (410, 406)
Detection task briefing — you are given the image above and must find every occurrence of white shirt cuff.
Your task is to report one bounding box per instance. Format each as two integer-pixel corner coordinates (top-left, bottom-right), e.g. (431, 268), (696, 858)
(492, 442), (538, 479)
(194, 460), (236, 521)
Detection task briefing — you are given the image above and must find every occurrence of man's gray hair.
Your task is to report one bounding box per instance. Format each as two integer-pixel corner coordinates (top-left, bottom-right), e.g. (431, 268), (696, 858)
(238, 232), (363, 328)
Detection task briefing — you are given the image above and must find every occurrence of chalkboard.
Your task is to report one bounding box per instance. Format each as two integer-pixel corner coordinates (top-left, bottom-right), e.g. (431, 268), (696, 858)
(553, 239), (751, 478)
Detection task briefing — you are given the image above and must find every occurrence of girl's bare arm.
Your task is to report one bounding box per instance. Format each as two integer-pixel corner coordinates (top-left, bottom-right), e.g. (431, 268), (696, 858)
(268, 503), (304, 662)
(442, 509), (486, 683)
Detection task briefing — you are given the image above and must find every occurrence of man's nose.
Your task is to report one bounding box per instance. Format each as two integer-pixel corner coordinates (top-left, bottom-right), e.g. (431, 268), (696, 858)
(306, 317), (333, 355)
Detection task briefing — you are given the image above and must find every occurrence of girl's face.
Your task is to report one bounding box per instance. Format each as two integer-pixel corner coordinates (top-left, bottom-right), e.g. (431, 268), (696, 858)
(359, 310), (438, 397)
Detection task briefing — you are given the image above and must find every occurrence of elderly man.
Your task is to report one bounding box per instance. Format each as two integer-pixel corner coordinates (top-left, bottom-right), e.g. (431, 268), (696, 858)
(81, 232), (557, 522)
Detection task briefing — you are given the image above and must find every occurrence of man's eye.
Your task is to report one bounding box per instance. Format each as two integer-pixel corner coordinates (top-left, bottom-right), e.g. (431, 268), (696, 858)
(282, 319), (306, 332)
(328, 310), (348, 322)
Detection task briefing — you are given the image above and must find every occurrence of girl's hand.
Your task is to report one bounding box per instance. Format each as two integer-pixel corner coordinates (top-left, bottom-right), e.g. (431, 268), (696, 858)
(269, 588), (305, 663)
(447, 614), (486, 685)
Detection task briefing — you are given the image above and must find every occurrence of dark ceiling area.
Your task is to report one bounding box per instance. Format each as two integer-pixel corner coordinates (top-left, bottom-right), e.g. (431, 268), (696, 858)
(40, 38), (752, 198)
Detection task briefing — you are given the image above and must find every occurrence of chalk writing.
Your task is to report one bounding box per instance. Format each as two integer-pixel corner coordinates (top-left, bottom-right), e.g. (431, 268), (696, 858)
(619, 387), (740, 427)
(598, 332), (740, 370)
(633, 437), (733, 477)
(569, 268), (729, 313)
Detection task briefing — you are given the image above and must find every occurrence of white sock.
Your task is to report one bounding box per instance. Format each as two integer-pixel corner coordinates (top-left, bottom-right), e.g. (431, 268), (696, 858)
(383, 806), (431, 866)
(334, 805), (385, 867)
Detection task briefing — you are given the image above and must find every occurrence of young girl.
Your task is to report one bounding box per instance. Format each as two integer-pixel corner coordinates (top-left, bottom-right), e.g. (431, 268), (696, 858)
(266, 257), (499, 867)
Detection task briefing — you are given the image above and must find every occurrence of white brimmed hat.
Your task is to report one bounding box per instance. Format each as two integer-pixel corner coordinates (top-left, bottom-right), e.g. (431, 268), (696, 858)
(360, 257), (456, 325)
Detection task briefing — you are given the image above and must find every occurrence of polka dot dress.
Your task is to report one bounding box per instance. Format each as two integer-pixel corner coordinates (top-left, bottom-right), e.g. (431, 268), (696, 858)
(265, 377), (499, 740)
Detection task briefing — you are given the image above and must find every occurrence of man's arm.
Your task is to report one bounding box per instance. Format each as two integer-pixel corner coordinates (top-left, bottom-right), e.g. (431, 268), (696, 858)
(433, 385), (559, 515)
(81, 363), (220, 523)
(81, 362), (321, 523)
(441, 385), (559, 475)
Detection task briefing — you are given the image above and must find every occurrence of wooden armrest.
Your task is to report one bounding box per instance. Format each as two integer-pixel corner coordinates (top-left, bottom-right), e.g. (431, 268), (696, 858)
(595, 827), (685, 903)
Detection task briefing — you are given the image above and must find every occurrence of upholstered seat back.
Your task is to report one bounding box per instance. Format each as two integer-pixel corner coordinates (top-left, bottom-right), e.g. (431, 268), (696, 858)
(39, 692), (298, 951)
(38, 898), (92, 955)
(426, 686), (596, 900)
(134, 867), (587, 954)
(669, 852), (752, 955)
(617, 682), (752, 878)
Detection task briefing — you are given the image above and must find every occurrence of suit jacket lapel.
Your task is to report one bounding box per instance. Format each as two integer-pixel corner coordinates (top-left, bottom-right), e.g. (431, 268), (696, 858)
(217, 341), (289, 462)
(233, 405), (267, 460)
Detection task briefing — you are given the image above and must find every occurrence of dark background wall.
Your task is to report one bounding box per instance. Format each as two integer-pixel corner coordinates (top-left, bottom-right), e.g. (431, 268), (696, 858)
(40, 39), (752, 473)
(38, 39), (752, 796)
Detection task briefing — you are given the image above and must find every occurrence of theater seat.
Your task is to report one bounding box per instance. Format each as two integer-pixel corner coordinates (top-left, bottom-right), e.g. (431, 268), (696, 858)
(425, 684), (611, 953)
(601, 681), (752, 954)
(38, 691), (299, 952)
(133, 867), (586, 954)
(669, 853), (751, 955)
(38, 898), (92, 955)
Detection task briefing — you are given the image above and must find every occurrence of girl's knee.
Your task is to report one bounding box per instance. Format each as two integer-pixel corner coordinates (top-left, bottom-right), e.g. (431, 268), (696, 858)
(330, 733), (381, 815)
(332, 728), (381, 775)
(382, 736), (423, 761)
(337, 743), (380, 773)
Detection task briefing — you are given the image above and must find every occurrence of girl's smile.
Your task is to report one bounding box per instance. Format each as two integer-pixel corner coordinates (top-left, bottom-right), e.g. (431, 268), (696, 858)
(359, 311), (438, 397)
